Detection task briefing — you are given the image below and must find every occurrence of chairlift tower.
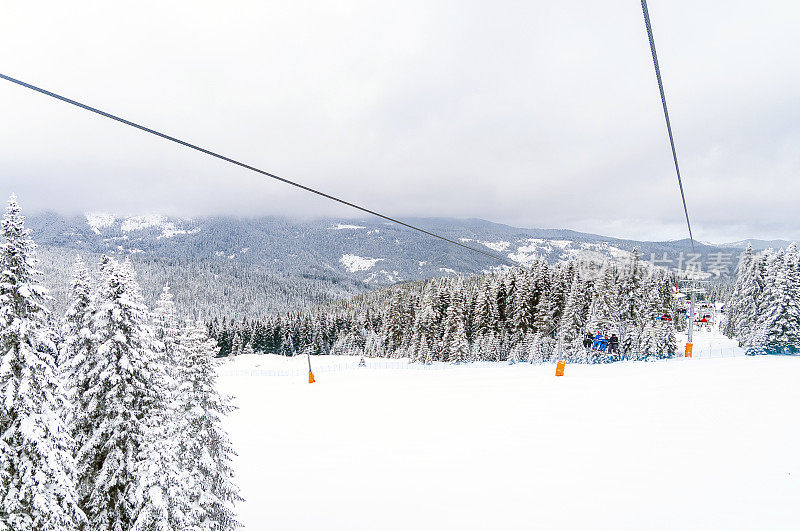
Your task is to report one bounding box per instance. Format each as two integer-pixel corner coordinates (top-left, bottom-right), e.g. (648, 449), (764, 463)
(677, 278), (710, 345)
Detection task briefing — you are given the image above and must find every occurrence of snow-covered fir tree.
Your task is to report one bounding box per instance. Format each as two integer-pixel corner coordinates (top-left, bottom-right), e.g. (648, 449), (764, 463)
(173, 320), (242, 530)
(443, 302), (469, 363)
(133, 283), (192, 531)
(735, 247), (764, 346)
(152, 285), (180, 362)
(587, 267), (617, 332)
(725, 243), (800, 351)
(559, 272), (589, 341)
(75, 256), (159, 531)
(380, 294), (407, 356)
(509, 268), (535, 334)
(754, 248), (800, 351)
(60, 255), (95, 447)
(133, 396), (189, 531)
(60, 256), (93, 368)
(724, 244), (753, 339)
(0, 195), (85, 531)
(473, 278), (499, 337)
(230, 331), (243, 357)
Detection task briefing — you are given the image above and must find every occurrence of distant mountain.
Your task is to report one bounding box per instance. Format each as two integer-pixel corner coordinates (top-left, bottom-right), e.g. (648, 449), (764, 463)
(723, 239), (794, 252)
(27, 212), (749, 318)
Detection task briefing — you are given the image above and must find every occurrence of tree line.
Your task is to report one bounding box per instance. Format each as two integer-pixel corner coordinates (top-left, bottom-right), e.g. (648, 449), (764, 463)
(209, 251), (679, 363)
(0, 195), (240, 530)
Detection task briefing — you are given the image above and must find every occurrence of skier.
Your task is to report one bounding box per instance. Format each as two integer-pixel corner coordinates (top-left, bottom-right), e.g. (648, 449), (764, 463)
(592, 332), (603, 350)
(609, 334), (619, 355)
(584, 332), (594, 350)
(598, 334), (609, 353)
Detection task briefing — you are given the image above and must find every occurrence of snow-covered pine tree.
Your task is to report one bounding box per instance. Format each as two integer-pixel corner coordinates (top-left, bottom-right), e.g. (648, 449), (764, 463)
(642, 281), (663, 324)
(0, 195), (85, 530)
(76, 257), (158, 531)
(364, 330), (383, 358)
(172, 319), (242, 530)
(658, 320), (678, 357)
(619, 249), (643, 324)
(516, 332), (534, 363)
(133, 389), (188, 531)
(152, 285), (179, 361)
(530, 261), (553, 334)
(407, 313), (422, 363)
(495, 277), (508, 327)
(485, 331), (502, 362)
(737, 249), (764, 346)
(756, 247), (800, 352)
(468, 332), (487, 362)
(509, 268), (534, 334)
(724, 244), (754, 338)
(133, 283), (191, 531)
(526, 333), (547, 363)
(540, 262), (571, 336)
(473, 278), (499, 337)
(506, 335), (525, 364)
(60, 256), (93, 368)
(587, 267), (616, 333)
(412, 287), (438, 362)
(450, 318), (470, 363)
(558, 272), (588, 341)
(380, 294), (405, 356)
(618, 248), (644, 353)
(279, 323), (294, 357)
(441, 286), (469, 363)
(297, 316), (312, 355)
(784, 242), (800, 349)
(230, 331), (243, 357)
(440, 304), (455, 362)
(418, 339), (433, 365)
(60, 255), (95, 446)
(637, 324), (659, 359)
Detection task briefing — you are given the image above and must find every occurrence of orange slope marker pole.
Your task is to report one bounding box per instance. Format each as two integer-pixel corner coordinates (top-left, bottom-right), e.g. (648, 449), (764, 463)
(306, 350), (316, 383)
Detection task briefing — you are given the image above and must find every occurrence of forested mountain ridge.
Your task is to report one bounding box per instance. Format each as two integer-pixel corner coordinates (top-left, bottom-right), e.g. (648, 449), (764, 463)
(27, 212), (743, 318)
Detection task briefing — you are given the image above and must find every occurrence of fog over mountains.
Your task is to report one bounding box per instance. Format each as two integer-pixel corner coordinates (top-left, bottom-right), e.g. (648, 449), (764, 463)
(27, 212), (776, 318)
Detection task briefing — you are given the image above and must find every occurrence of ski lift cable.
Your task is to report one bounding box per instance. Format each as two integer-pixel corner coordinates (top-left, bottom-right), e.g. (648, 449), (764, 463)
(640, 0), (696, 255)
(0, 72), (519, 268)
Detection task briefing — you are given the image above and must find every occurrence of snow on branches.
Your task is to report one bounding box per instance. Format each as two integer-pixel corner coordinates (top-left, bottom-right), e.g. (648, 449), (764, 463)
(210, 251), (680, 363)
(1, 195), (241, 530)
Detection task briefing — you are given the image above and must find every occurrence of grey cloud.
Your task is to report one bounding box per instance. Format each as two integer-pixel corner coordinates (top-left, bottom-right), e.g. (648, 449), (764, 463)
(1, 0), (798, 243)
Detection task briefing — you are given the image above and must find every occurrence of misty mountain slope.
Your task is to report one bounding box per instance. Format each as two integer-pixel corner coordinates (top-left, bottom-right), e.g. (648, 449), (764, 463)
(28, 212), (744, 318)
(35, 245), (368, 320)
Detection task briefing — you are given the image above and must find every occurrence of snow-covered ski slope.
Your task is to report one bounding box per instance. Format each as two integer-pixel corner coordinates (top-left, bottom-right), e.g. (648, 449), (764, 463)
(218, 331), (799, 530)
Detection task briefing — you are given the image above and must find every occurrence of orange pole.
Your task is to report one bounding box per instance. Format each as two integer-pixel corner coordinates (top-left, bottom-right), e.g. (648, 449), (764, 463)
(555, 360), (565, 377)
(306, 350), (316, 383)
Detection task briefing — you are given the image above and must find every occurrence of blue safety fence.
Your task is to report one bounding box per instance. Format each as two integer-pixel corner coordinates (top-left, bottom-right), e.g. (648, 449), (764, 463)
(744, 346), (800, 357)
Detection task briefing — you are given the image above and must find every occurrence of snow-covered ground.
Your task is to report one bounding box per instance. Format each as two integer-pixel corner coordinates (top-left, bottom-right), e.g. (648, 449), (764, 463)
(218, 331), (800, 530)
(340, 254), (383, 272)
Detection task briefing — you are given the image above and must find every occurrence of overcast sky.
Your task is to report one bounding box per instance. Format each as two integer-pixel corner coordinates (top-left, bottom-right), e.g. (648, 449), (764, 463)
(1, 0), (798, 243)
